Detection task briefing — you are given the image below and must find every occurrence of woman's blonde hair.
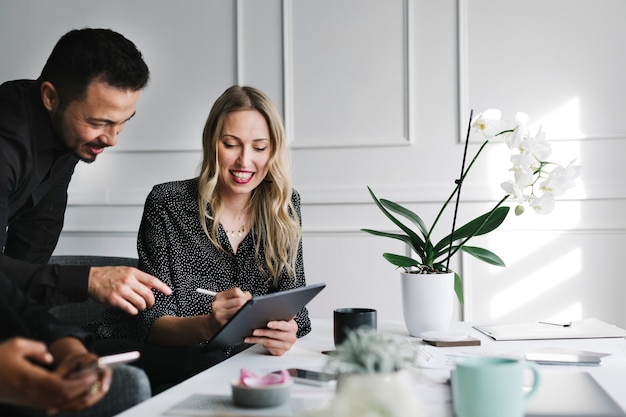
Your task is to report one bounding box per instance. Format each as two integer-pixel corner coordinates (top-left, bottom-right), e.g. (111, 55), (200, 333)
(198, 85), (300, 284)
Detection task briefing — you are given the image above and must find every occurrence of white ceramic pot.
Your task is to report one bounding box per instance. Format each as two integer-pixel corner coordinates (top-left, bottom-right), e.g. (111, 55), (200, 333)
(401, 271), (454, 337)
(335, 370), (422, 417)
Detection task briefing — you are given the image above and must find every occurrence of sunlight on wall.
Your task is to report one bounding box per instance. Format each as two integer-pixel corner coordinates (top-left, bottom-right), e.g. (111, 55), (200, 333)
(531, 97), (585, 140)
(490, 248), (582, 319)
(545, 303), (582, 324)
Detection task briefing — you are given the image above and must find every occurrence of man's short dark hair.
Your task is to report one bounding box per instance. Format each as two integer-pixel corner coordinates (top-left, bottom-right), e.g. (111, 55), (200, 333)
(38, 28), (150, 108)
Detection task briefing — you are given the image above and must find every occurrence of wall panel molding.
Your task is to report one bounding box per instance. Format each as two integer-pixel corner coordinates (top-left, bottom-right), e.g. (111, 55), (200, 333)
(283, 0), (411, 149)
(237, 0), (284, 109)
(458, 0), (626, 143)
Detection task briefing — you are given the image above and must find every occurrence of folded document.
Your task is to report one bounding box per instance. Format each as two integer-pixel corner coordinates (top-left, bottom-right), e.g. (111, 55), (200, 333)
(473, 318), (626, 341)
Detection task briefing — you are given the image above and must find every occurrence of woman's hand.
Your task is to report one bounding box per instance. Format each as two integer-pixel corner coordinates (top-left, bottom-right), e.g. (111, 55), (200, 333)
(208, 288), (252, 330)
(244, 318), (298, 356)
(148, 288), (252, 345)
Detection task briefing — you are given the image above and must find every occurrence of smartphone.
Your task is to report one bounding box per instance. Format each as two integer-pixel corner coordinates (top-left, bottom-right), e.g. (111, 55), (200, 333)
(275, 368), (336, 387)
(70, 351), (141, 377)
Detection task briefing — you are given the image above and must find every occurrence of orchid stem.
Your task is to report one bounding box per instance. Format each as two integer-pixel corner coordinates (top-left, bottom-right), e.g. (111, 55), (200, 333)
(428, 137), (489, 242)
(445, 110), (474, 272)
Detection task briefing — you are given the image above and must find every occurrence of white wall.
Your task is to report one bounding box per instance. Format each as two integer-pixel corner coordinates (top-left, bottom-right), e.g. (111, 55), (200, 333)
(2, 0), (625, 328)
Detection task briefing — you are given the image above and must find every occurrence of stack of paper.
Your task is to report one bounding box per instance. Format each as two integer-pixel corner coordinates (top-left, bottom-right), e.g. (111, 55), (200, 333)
(525, 346), (609, 365)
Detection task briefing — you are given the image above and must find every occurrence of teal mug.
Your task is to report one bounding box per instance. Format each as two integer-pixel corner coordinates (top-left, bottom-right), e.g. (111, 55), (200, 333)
(452, 357), (541, 417)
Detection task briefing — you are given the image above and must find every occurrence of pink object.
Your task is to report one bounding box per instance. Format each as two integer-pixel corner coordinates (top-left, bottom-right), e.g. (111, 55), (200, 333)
(239, 368), (291, 387)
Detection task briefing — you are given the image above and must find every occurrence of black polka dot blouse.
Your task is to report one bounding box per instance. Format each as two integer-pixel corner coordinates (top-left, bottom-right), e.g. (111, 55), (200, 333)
(91, 178), (311, 347)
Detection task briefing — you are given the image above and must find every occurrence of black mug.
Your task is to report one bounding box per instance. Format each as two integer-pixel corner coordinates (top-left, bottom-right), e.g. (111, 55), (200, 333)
(333, 307), (377, 347)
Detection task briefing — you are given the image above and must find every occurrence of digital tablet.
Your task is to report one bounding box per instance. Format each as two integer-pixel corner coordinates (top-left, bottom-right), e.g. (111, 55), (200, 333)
(203, 282), (326, 350)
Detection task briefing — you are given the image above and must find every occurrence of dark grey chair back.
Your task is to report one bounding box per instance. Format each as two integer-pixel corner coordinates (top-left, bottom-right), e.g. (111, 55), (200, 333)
(49, 255), (138, 268)
(47, 255), (139, 327)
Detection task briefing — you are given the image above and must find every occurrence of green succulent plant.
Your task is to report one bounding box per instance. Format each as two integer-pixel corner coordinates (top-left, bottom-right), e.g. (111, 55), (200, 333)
(326, 327), (416, 374)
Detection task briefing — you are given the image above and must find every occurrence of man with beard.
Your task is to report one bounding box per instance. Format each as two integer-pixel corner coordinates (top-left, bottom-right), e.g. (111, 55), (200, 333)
(0, 28), (171, 314)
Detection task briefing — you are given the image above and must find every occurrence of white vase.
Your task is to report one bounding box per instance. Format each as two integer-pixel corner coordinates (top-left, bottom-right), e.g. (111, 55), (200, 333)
(401, 271), (454, 337)
(335, 370), (422, 417)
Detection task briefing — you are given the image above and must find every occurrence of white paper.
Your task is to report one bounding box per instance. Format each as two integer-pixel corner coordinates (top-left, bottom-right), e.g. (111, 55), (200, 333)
(473, 318), (626, 341)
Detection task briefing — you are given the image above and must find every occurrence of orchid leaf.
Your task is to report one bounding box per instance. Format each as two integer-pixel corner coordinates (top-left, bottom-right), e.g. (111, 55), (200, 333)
(454, 271), (464, 306)
(365, 187), (425, 254)
(381, 253), (420, 269)
(434, 206), (509, 252)
(378, 198), (429, 239)
(361, 229), (413, 246)
(361, 229), (426, 263)
(434, 244), (461, 262)
(461, 246), (506, 267)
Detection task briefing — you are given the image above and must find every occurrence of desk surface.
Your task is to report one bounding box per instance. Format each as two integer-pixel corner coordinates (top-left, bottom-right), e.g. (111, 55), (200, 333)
(114, 319), (626, 417)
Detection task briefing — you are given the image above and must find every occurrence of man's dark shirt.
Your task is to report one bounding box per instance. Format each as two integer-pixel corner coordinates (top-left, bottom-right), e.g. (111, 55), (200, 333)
(0, 270), (93, 417)
(0, 270), (91, 344)
(0, 80), (90, 307)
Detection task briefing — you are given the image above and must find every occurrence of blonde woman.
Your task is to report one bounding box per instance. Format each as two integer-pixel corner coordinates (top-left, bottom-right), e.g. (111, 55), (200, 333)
(92, 86), (309, 387)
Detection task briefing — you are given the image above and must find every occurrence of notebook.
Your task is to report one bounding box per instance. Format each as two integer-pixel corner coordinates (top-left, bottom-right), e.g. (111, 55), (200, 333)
(163, 394), (310, 416)
(473, 318), (626, 341)
(525, 371), (625, 417)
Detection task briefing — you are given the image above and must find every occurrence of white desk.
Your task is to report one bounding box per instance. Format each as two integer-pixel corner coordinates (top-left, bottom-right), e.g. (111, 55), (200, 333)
(113, 319), (626, 416)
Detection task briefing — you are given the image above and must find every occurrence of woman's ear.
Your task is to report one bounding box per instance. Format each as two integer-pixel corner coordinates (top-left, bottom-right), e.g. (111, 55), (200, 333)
(40, 81), (59, 112)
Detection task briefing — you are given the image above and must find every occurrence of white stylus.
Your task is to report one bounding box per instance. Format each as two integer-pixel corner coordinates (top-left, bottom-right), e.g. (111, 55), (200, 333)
(196, 288), (217, 296)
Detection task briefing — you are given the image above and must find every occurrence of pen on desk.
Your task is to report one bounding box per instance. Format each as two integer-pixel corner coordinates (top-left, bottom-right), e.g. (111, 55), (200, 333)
(539, 321), (572, 327)
(196, 288), (217, 296)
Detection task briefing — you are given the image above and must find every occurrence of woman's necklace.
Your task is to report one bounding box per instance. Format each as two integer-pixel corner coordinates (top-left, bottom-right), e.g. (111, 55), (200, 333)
(224, 210), (248, 238)
(225, 224), (246, 238)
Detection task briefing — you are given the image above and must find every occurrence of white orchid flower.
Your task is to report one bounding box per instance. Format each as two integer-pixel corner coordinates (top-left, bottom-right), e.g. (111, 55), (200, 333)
(540, 162), (581, 197)
(514, 166), (535, 188)
(472, 109), (505, 139)
(564, 159), (583, 179)
(515, 111), (530, 126)
(501, 180), (525, 204)
(519, 131), (552, 161)
(530, 193), (556, 215)
(498, 112), (530, 149)
(510, 153), (541, 172)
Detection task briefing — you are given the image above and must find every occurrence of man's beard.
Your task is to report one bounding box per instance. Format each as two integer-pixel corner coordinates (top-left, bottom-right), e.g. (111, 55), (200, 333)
(50, 109), (97, 164)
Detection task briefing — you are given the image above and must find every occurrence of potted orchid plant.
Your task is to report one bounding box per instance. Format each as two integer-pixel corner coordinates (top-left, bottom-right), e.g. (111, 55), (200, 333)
(362, 109), (581, 335)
